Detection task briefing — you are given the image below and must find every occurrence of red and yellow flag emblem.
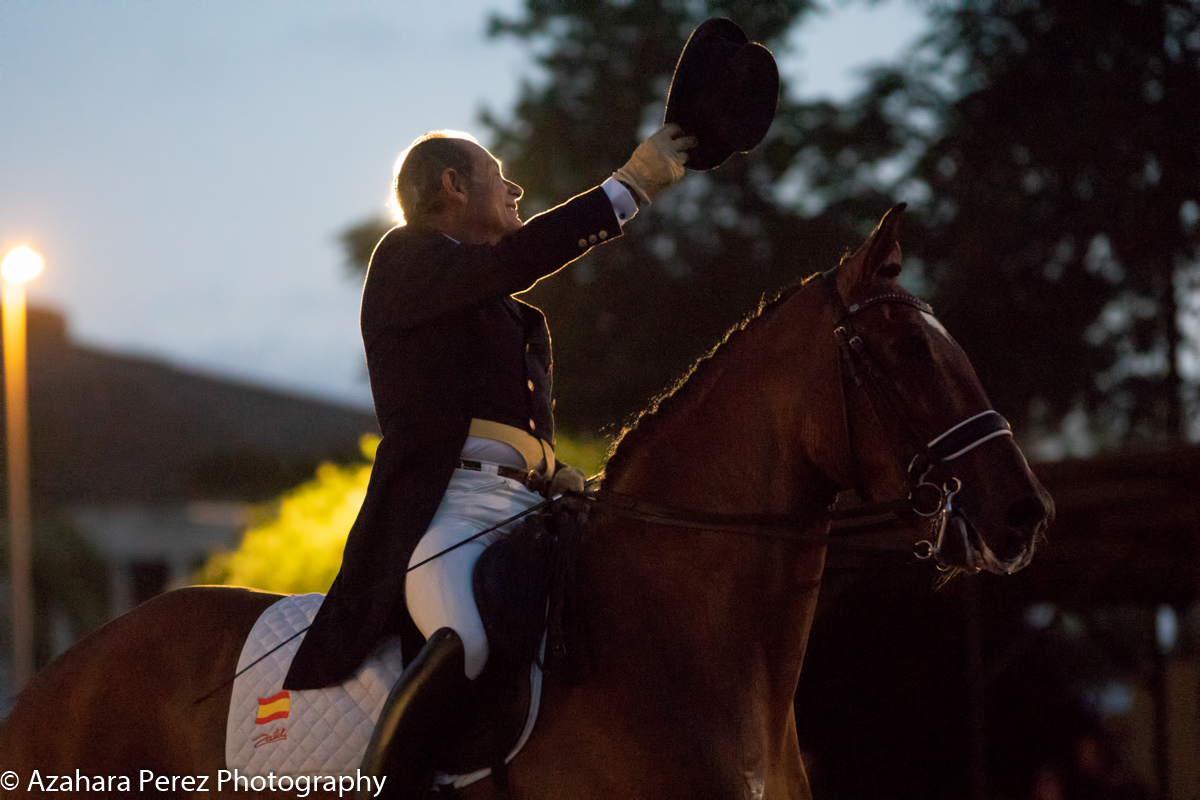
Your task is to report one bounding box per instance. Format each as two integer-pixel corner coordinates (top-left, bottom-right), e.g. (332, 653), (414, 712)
(255, 690), (290, 725)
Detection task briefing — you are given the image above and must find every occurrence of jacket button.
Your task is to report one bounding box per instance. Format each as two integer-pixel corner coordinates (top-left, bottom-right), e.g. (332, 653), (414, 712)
(527, 379), (535, 391)
(589, 234), (598, 244)
(578, 238), (587, 248)
(599, 230), (608, 240)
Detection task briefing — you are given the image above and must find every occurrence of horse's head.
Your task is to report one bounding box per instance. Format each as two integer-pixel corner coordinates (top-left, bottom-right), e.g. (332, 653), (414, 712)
(823, 204), (1053, 574)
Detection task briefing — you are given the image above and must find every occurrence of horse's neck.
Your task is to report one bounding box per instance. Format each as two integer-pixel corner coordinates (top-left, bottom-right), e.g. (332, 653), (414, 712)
(583, 286), (840, 724)
(606, 286), (840, 518)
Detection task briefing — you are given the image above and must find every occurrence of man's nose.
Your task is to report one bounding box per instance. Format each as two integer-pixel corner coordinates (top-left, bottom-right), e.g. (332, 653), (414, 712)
(507, 180), (523, 200)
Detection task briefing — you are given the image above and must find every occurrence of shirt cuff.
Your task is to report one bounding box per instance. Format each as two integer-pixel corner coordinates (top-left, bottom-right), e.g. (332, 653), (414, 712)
(601, 177), (638, 227)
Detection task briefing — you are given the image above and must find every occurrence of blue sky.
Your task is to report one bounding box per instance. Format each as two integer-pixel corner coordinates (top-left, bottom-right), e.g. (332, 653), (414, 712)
(0, 1), (927, 409)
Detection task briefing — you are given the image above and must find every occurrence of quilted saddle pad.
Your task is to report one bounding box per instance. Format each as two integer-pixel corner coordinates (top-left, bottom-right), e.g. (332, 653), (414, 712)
(225, 593), (543, 789)
(225, 593), (405, 775)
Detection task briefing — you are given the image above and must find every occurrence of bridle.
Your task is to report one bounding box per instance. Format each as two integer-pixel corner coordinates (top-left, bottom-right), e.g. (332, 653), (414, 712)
(589, 266), (1013, 569)
(822, 267), (1011, 568)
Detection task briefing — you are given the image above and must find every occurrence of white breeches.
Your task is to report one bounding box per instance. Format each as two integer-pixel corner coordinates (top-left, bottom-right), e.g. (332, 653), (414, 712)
(406, 467), (542, 679)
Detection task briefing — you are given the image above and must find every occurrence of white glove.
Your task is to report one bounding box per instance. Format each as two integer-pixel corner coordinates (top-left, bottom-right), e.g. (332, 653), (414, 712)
(548, 465), (589, 513)
(614, 123), (697, 205)
(548, 466), (586, 497)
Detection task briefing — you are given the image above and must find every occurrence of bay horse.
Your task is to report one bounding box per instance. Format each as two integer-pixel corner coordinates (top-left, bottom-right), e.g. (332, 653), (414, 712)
(0, 206), (1052, 799)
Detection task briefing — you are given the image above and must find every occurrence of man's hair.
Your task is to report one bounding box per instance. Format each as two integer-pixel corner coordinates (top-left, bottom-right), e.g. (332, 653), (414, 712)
(393, 131), (481, 223)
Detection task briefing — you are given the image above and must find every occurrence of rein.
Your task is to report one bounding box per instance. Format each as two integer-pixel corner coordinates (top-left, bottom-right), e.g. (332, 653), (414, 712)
(584, 491), (916, 546)
(587, 268), (1013, 566)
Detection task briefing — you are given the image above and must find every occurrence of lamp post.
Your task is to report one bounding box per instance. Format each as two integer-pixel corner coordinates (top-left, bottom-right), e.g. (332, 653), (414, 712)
(2, 245), (42, 689)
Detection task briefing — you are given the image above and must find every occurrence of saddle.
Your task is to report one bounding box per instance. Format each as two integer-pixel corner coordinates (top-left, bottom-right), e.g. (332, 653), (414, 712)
(432, 502), (587, 783)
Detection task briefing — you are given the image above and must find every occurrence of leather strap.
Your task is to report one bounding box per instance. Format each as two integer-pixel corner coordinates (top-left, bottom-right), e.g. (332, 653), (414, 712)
(458, 459), (546, 493)
(589, 491), (916, 547)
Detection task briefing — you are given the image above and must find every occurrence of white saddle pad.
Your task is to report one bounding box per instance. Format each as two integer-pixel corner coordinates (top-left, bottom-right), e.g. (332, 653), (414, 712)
(225, 593), (405, 775)
(225, 593), (543, 789)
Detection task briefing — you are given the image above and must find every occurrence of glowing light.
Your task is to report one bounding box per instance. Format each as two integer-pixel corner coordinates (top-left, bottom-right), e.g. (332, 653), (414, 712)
(1, 247), (44, 284)
(2, 245), (38, 687)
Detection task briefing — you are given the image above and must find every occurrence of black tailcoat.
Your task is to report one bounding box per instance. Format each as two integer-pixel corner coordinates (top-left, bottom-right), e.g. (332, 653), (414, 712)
(284, 186), (621, 689)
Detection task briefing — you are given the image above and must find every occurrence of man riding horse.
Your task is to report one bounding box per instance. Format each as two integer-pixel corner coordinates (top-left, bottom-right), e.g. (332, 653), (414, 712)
(0, 21), (1053, 800)
(282, 18), (777, 795)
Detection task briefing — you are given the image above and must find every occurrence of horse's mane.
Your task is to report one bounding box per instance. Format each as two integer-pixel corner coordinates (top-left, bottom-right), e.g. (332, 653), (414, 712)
(603, 272), (823, 484)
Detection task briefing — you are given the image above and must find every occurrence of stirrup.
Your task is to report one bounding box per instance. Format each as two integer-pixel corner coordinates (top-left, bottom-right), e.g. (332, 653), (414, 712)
(358, 628), (471, 800)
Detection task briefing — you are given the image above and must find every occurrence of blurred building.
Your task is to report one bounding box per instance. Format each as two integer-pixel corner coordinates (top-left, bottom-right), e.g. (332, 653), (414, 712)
(0, 307), (376, 659)
(798, 448), (1200, 800)
(1017, 449), (1200, 800)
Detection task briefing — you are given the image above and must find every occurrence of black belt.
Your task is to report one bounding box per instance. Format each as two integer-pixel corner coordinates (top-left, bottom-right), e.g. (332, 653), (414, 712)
(457, 459), (546, 493)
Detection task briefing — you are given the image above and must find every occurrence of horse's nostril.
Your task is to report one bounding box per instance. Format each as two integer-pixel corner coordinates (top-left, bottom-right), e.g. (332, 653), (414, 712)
(1006, 496), (1046, 531)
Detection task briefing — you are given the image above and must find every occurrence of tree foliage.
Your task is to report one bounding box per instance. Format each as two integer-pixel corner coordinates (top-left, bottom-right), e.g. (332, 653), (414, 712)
(815, 1), (1200, 448)
(339, 218), (395, 278)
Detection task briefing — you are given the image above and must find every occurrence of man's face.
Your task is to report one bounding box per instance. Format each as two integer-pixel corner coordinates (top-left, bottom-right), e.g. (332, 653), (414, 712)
(462, 144), (523, 243)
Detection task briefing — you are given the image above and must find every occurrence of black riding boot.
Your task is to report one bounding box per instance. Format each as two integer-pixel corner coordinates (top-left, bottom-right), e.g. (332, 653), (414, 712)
(358, 628), (472, 800)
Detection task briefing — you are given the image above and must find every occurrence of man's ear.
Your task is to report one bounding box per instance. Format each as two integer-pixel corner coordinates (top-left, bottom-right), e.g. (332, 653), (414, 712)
(440, 167), (470, 206)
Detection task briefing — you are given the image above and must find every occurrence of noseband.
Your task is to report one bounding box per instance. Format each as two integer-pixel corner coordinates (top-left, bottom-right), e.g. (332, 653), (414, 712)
(589, 267), (1012, 568)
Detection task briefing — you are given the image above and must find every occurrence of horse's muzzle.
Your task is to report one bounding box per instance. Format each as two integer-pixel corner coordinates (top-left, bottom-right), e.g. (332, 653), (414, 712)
(938, 513), (1036, 575)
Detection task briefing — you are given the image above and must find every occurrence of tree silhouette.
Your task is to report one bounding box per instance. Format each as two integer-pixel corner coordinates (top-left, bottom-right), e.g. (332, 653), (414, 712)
(339, 218), (394, 278)
(814, 1), (1200, 447)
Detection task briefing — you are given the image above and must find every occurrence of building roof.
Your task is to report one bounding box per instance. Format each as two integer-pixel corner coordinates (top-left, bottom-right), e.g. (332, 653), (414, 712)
(4, 307), (378, 506)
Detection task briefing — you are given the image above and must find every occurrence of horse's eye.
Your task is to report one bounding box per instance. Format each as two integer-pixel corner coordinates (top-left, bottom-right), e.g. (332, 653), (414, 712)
(893, 335), (933, 364)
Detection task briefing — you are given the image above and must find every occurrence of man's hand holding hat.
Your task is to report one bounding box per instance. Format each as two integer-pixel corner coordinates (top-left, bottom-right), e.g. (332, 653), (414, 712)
(615, 124), (697, 205)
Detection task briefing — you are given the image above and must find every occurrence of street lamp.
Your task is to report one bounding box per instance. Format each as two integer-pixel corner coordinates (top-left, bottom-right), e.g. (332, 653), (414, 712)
(2, 245), (42, 690)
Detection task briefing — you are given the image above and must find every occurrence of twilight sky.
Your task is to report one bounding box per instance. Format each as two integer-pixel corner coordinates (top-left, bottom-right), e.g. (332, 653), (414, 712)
(0, 1), (926, 409)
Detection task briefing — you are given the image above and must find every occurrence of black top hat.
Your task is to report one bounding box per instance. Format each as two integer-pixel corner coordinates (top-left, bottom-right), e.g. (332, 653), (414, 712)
(665, 18), (780, 171)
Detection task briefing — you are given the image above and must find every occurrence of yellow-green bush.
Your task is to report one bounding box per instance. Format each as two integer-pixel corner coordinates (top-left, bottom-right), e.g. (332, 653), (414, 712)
(197, 432), (607, 594)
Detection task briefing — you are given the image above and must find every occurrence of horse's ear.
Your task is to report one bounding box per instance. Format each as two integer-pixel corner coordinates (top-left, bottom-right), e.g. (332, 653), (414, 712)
(837, 203), (906, 297)
(866, 203), (905, 279)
